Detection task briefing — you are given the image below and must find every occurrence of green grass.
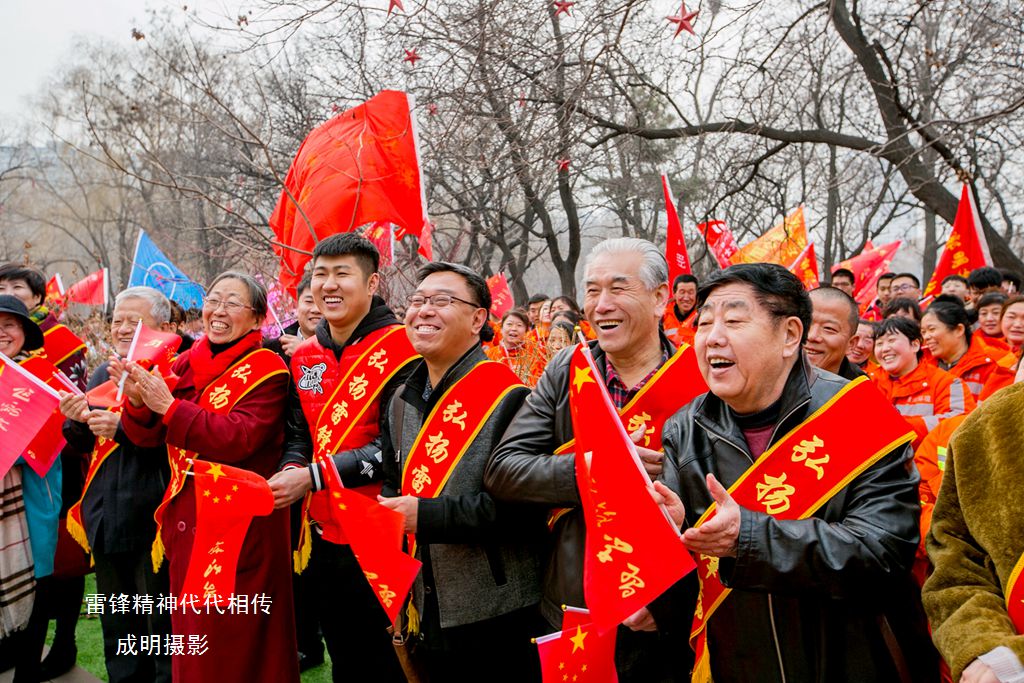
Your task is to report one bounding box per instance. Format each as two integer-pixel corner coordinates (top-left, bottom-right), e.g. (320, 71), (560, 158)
(47, 573), (334, 682)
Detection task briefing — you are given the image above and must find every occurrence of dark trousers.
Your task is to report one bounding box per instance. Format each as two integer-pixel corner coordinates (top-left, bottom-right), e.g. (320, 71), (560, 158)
(10, 576), (51, 683)
(93, 549), (172, 683)
(306, 533), (404, 683)
(422, 605), (545, 682)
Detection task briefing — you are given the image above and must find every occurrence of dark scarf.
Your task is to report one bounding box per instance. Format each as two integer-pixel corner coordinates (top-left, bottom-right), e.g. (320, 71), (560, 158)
(188, 329), (263, 392)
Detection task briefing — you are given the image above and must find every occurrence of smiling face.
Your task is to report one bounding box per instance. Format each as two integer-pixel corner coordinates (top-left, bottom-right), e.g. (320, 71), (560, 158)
(310, 254), (379, 331)
(890, 276), (921, 301)
(978, 304), (1003, 337)
(674, 281), (697, 314)
(110, 297), (164, 356)
(405, 271), (486, 367)
(202, 278), (261, 344)
(295, 287), (323, 338)
(921, 312), (967, 364)
(805, 293), (854, 374)
(695, 282), (803, 414)
(582, 250), (667, 357)
(1003, 302), (1024, 349)
(501, 314), (528, 347)
(847, 322), (875, 365)
(0, 313), (26, 357)
(0, 278), (42, 310)
(874, 330), (919, 378)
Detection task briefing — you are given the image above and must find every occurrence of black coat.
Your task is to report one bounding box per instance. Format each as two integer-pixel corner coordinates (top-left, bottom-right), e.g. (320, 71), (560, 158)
(657, 355), (938, 683)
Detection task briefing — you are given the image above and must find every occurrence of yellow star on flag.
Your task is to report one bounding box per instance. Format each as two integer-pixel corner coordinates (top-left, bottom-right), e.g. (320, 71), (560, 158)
(207, 463), (225, 483)
(572, 366), (595, 394)
(569, 625), (588, 653)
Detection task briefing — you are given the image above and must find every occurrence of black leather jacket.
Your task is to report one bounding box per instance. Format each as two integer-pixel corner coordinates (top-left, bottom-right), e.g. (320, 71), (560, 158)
(658, 355), (937, 683)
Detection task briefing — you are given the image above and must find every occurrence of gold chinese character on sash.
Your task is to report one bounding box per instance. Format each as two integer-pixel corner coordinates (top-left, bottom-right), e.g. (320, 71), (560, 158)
(619, 563), (645, 597)
(755, 473), (796, 515)
(595, 502), (616, 528)
(348, 374), (368, 400)
(442, 401), (467, 430)
(231, 363), (252, 384)
(208, 384), (232, 410)
(695, 581), (705, 620)
(626, 411), (655, 446)
(597, 535), (633, 563)
(368, 349), (389, 373)
(203, 581), (218, 597)
(204, 559), (223, 578)
(378, 584), (396, 608)
(702, 555), (720, 579)
(410, 465), (431, 493)
(330, 401), (349, 426)
(425, 433), (450, 463)
(0, 402), (22, 417)
(208, 541), (225, 555)
(12, 387), (33, 402)
(316, 425), (333, 453)
(790, 435), (829, 480)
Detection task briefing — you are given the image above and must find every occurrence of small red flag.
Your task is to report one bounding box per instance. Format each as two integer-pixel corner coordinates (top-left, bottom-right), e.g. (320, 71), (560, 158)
(417, 220), (435, 261)
(45, 274), (65, 307)
(127, 321), (182, 372)
(696, 220), (739, 269)
(923, 184), (992, 298)
(0, 355), (63, 479)
(786, 242), (820, 290)
(535, 607), (618, 683)
(568, 345), (695, 631)
(179, 461), (274, 603)
(66, 268), (108, 307)
(486, 273), (514, 319)
(661, 174), (691, 283)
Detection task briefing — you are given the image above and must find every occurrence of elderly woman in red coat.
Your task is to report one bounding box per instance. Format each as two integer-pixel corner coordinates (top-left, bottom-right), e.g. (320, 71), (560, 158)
(115, 271), (298, 682)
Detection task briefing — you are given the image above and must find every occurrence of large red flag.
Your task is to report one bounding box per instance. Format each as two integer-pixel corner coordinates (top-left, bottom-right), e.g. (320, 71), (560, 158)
(0, 354), (63, 479)
(696, 220), (739, 269)
(269, 90), (429, 292)
(923, 184), (992, 298)
(787, 242), (820, 290)
(66, 268), (108, 307)
(731, 207), (808, 267)
(535, 607), (618, 683)
(180, 461), (274, 603)
(568, 344), (695, 631)
(661, 174), (691, 283)
(486, 273), (514, 319)
(833, 240), (901, 307)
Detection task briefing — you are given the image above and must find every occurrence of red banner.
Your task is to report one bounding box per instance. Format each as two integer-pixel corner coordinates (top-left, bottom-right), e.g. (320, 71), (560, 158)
(662, 174), (691, 283)
(923, 184), (992, 298)
(0, 355), (62, 479)
(696, 220), (738, 269)
(833, 240), (901, 307)
(536, 607), (618, 683)
(487, 273), (514, 319)
(731, 207), (807, 267)
(66, 267), (108, 307)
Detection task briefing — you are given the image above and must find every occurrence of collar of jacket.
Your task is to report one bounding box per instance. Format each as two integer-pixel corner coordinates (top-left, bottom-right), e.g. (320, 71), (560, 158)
(399, 343), (487, 417)
(313, 295), (399, 360)
(694, 352), (819, 456)
(586, 330), (677, 382)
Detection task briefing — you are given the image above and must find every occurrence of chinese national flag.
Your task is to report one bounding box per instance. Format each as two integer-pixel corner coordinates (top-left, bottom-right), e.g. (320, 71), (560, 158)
(923, 184), (992, 298)
(536, 607), (618, 683)
(833, 240), (901, 307)
(180, 461), (274, 603)
(66, 268), (108, 307)
(269, 90), (430, 293)
(661, 175), (691, 282)
(320, 458), (421, 624)
(0, 356), (64, 479)
(697, 220), (739, 269)
(45, 274), (65, 307)
(127, 321), (182, 372)
(568, 345), (695, 631)
(85, 379), (123, 409)
(487, 273), (514, 319)
(786, 242), (819, 290)
(731, 207), (808, 267)
(417, 220), (435, 261)
(362, 221), (395, 266)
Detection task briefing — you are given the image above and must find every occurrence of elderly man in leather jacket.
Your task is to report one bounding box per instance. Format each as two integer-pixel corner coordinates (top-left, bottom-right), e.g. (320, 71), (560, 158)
(654, 263), (937, 682)
(485, 237), (695, 682)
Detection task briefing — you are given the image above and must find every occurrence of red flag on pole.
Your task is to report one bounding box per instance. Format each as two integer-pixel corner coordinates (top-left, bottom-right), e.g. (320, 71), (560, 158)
(923, 184), (992, 298)
(568, 344), (695, 631)
(269, 90), (430, 293)
(661, 174), (691, 283)
(180, 461), (275, 603)
(731, 207), (808, 267)
(833, 240), (901, 307)
(129, 322), (182, 373)
(45, 274), (65, 307)
(417, 220), (435, 261)
(696, 220), (739, 269)
(0, 354), (63, 479)
(66, 268), (108, 307)
(787, 242), (820, 290)
(535, 607), (618, 683)
(486, 273), (514, 319)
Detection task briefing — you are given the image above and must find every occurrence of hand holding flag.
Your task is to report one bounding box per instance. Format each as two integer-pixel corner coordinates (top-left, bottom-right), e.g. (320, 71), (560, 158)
(535, 607), (618, 683)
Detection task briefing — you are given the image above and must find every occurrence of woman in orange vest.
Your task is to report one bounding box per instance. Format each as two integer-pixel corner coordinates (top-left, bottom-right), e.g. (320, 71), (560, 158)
(921, 296), (1005, 401)
(486, 308), (546, 387)
(999, 295), (1024, 354)
(974, 291), (1009, 351)
(871, 316), (975, 446)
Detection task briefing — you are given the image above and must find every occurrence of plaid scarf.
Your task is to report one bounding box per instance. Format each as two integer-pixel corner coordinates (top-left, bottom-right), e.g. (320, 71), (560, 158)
(0, 467), (35, 637)
(28, 305), (50, 326)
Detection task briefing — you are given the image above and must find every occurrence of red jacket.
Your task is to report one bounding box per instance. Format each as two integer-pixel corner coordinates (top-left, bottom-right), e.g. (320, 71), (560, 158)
(872, 361), (975, 446)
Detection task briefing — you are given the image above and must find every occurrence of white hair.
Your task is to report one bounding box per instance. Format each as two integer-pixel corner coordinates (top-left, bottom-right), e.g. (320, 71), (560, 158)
(584, 237), (668, 291)
(115, 286), (171, 324)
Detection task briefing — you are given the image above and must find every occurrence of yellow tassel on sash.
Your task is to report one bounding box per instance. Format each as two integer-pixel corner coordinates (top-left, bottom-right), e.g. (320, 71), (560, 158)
(293, 515), (312, 574)
(691, 649), (712, 683)
(66, 513), (91, 555)
(151, 533), (165, 573)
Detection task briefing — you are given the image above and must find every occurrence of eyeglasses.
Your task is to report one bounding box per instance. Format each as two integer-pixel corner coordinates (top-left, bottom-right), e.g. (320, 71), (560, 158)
(203, 298), (254, 313)
(406, 294), (481, 309)
(890, 284), (918, 293)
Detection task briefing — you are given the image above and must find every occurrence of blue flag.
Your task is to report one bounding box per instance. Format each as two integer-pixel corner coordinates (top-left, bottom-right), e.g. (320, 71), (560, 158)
(128, 230), (206, 308)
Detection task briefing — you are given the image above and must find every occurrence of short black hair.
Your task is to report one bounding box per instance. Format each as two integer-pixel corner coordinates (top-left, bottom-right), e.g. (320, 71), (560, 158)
(967, 266), (1002, 290)
(672, 274), (699, 290)
(551, 309), (581, 326)
(924, 295), (972, 345)
(976, 291), (1008, 310)
(1001, 269), (1022, 290)
(697, 263), (813, 344)
(551, 295), (582, 315)
(312, 233), (380, 277)
(0, 263), (46, 304)
(527, 294), (550, 306)
(874, 315), (923, 359)
(296, 273), (314, 298)
(831, 268), (855, 284)
(941, 274), (968, 287)
(168, 299), (186, 325)
(883, 297), (922, 322)
(415, 262), (493, 342)
(891, 272), (921, 289)
(877, 272), (896, 284)
(502, 308), (531, 328)
(810, 286), (859, 334)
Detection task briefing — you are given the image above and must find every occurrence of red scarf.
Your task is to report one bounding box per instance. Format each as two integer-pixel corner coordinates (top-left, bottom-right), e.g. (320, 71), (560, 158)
(187, 330), (263, 392)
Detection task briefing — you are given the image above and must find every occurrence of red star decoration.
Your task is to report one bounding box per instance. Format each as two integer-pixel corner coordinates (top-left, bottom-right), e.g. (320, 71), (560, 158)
(553, 0), (574, 16)
(667, 1), (699, 38)
(387, 0), (404, 14)
(427, 103), (438, 115)
(557, 158), (571, 171)
(403, 48), (421, 66)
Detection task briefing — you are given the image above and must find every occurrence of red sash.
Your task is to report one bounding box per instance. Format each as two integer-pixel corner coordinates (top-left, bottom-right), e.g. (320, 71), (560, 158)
(294, 326), (419, 570)
(151, 348), (287, 571)
(688, 377), (916, 682)
(41, 324), (87, 367)
(1007, 552), (1024, 634)
(66, 406), (123, 554)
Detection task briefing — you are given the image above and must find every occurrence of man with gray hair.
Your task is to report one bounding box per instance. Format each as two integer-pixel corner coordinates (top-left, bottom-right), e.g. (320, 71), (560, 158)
(57, 285), (174, 683)
(485, 237), (700, 681)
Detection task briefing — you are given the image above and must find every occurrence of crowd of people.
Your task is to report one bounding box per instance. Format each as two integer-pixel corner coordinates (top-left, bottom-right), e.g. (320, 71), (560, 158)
(0, 239), (1021, 683)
